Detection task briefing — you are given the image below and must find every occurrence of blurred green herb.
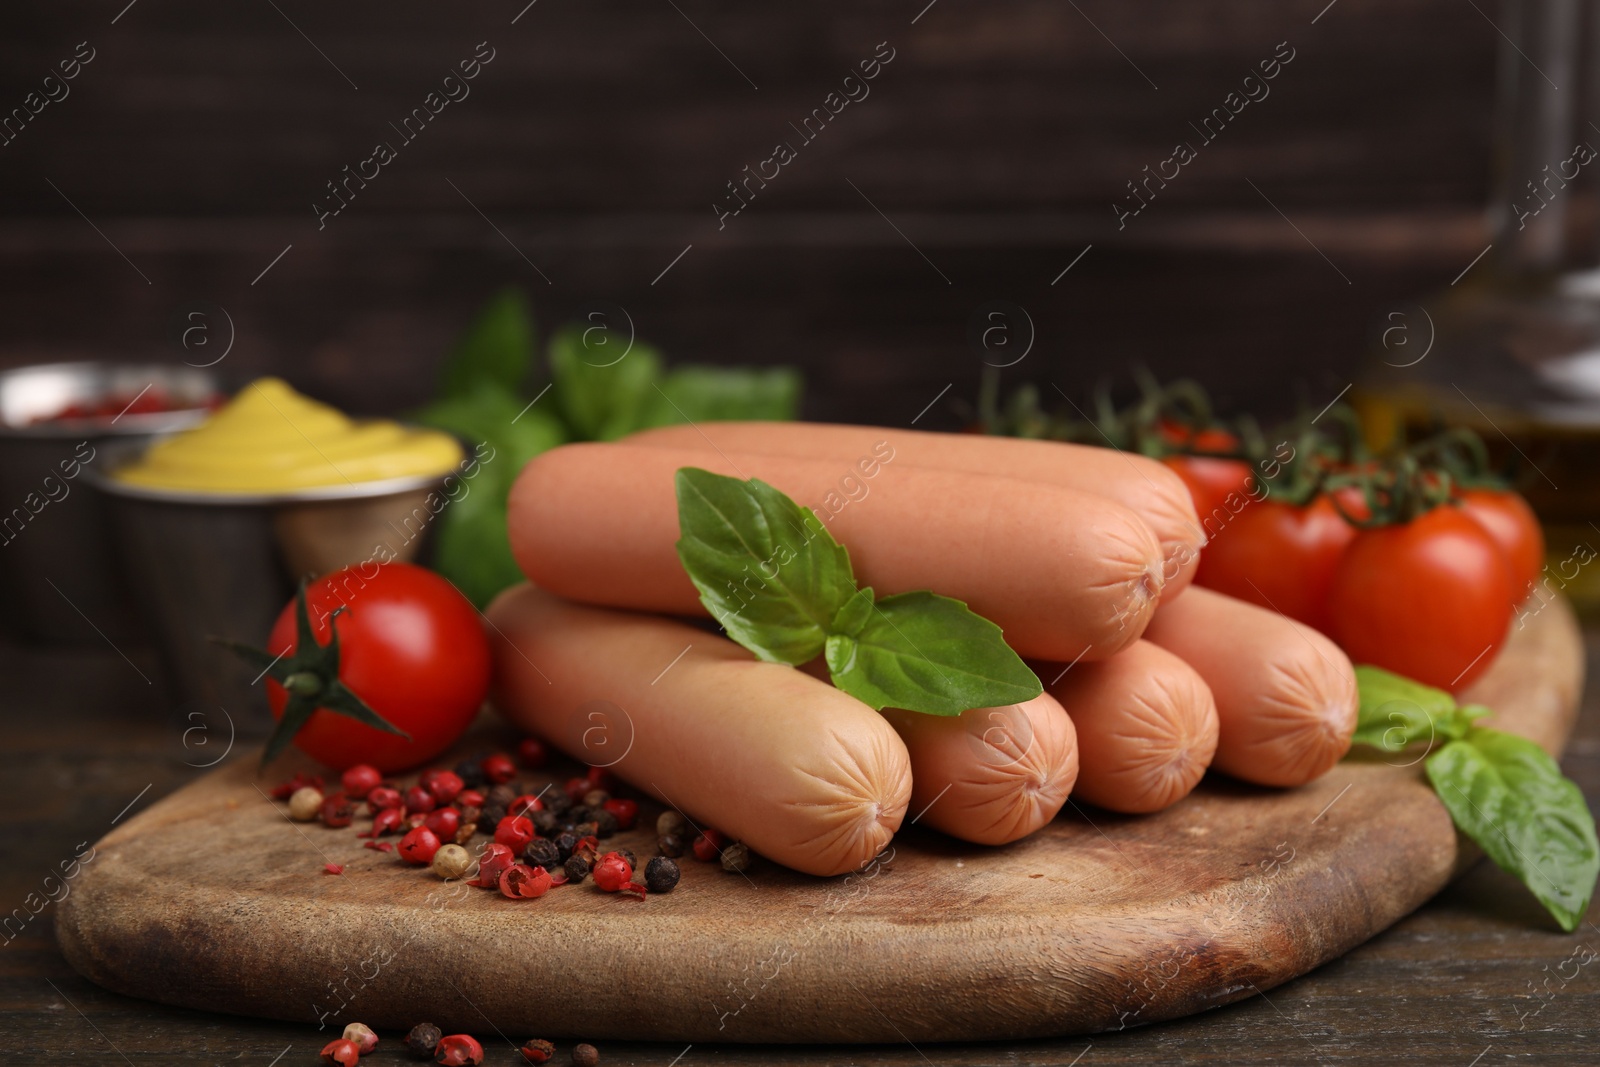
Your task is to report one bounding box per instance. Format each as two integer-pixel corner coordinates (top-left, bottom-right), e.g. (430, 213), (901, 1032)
(414, 288), (802, 606)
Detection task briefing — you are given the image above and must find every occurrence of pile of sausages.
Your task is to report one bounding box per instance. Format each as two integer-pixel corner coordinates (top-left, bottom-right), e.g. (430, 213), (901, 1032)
(485, 423), (1359, 877)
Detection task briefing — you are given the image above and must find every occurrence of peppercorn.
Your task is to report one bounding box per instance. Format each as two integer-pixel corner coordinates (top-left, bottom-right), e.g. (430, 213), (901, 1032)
(571, 1042), (600, 1067)
(721, 842), (752, 873)
(582, 788), (610, 808)
(531, 809), (559, 836)
(644, 856), (680, 893)
(320, 792), (356, 828)
(425, 807), (461, 841)
(366, 806), (406, 837)
(321, 1037), (361, 1066)
(691, 829), (726, 863)
(612, 848), (637, 868)
(478, 805), (507, 831)
(458, 788), (486, 809)
(590, 810), (620, 839)
(563, 776), (589, 803)
(486, 781), (518, 808)
(500, 862), (553, 899)
(424, 769), (466, 805)
(657, 834), (684, 858)
(271, 771), (323, 800)
(553, 831), (579, 861)
(341, 764), (383, 800)
(520, 1038), (556, 1064)
(508, 793), (545, 818)
(471, 843), (517, 888)
(572, 820), (601, 841)
(367, 785), (403, 814)
(405, 1022), (442, 1059)
(563, 854), (590, 883)
(288, 786), (324, 822)
(435, 1033), (485, 1066)
(524, 837), (561, 871)
(592, 852), (633, 893)
(400, 826), (443, 866)
(518, 737), (548, 768)
(404, 785), (438, 815)
(602, 798), (639, 831)
(432, 843), (473, 881)
(453, 756), (489, 790)
(494, 815), (536, 853)
(585, 766), (612, 791)
(543, 789), (573, 816)
(656, 810), (687, 838)
(481, 752), (517, 784)
(342, 1022), (379, 1054)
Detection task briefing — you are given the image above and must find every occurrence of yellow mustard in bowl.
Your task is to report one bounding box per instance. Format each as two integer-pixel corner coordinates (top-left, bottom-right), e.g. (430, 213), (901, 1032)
(113, 377), (463, 493)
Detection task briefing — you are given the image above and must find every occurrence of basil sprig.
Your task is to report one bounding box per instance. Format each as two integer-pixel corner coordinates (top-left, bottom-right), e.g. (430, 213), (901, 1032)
(674, 468), (1041, 715)
(1353, 666), (1598, 931)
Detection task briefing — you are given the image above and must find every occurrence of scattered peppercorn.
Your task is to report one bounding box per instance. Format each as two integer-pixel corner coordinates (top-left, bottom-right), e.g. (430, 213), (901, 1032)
(532, 809), (559, 836)
(584, 766), (612, 791)
(582, 788), (610, 808)
(405, 1022), (442, 1059)
(340, 764), (382, 800)
(425, 807), (461, 841)
(657, 834), (684, 858)
(563, 854), (590, 883)
(524, 837), (561, 871)
(458, 788), (486, 809)
(432, 843), (473, 880)
(481, 752), (517, 784)
(424, 769), (466, 805)
(435, 1033), (485, 1066)
(342, 1022), (379, 1054)
(572, 820), (602, 841)
(590, 810), (620, 839)
(612, 848), (637, 868)
(543, 789), (573, 816)
(494, 815), (536, 853)
(563, 777), (589, 802)
(478, 805), (507, 832)
(508, 793), (545, 818)
(453, 756), (489, 789)
(571, 1042), (600, 1067)
(645, 856), (680, 893)
(692, 829), (726, 863)
(366, 785), (402, 813)
(288, 785), (324, 822)
(602, 798), (638, 831)
(320, 1037), (361, 1066)
(404, 785), (438, 815)
(656, 810), (686, 838)
(553, 831), (579, 861)
(485, 782), (518, 809)
(365, 806), (406, 837)
(471, 843), (517, 888)
(500, 862), (553, 899)
(518, 737), (548, 768)
(592, 852), (634, 893)
(320, 792), (356, 828)
(399, 827), (443, 866)
(520, 1038), (556, 1064)
(270, 771), (323, 800)
(721, 842), (752, 873)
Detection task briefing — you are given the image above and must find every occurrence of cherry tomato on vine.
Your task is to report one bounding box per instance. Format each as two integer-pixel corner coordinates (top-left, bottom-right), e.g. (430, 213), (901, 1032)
(1197, 488), (1365, 634)
(1327, 506), (1516, 691)
(258, 562), (491, 772)
(1456, 488), (1544, 597)
(1163, 456), (1255, 526)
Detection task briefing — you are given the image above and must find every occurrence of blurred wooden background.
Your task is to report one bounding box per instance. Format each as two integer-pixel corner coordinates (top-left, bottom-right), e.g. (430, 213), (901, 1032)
(0, 1), (1518, 425)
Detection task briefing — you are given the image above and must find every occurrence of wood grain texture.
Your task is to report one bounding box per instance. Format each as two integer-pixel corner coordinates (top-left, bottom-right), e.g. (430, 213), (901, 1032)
(51, 597), (1584, 1044)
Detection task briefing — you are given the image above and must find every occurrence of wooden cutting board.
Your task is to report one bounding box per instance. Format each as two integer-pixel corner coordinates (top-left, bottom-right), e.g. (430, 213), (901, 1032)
(56, 598), (1585, 1044)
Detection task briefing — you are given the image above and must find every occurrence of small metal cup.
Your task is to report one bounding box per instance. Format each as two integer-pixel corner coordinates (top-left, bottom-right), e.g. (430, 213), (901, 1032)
(87, 441), (456, 726)
(0, 361), (221, 644)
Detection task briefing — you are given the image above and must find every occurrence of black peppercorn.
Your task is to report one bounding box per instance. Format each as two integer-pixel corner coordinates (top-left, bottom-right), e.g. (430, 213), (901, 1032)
(531, 809), (559, 835)
(572, 820), (601, 840)
(543, 789), (573, 815)
(479, 805), (507, 830)
(565, 805), (594, 825)
(613, 848), (637, 868)
(404, 1021), (442, 1059)
(524, 837), (561, 871)
(564, 854), (590, 882)
(454, 757), (489, 790)
(645, 856), (680, 893)
(571, 1042), (600, 1067)
(590, 809), (620, 839)
(657, 834), (684, 858)
(553, 831), (579, 861)
(486, 783), (518, 810)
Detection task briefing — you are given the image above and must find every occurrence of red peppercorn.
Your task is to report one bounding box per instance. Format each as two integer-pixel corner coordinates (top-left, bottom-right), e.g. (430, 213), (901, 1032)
(270, 771), (324, 800)
(470, 843), (516, 888)
(424, 807), (461, 840)
(340, 764), (383, 799)
(421, 769), (465, 805)
(493, 815), (535, 853)
(319, 792), (356, 828)
(406, 812), (430, 830)
(399, 827), (443, 865)
(692, 829), (726, 863)
(602, 798), (638, 831)
(434, 1034), (484, 1066)
(520, 1038), (556, 1064)
(517, 737), (548, 768)
(481, 752), (516, 784)
(563, 777), (589, 803)
(366, 786), (402, 813)
(404, 785), (437, 814)
(320, 1038), (361, 1066)
(584, 766), (613, 791)
(508, 794), (544, 818)
(592, 851), (633, 893)
(363, 807), (406, 837)
(458, 788), (485, 809)
(499, 862), (553, 899)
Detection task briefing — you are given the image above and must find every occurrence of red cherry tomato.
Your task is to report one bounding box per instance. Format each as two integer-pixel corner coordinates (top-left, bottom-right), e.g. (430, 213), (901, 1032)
(264, 563), (490, 773)
(1164, 455), (1255, 534)
(1327, 506), (1516, 690)
(1197, 490), (1363, 633)
(1457, 488), (1544, 598)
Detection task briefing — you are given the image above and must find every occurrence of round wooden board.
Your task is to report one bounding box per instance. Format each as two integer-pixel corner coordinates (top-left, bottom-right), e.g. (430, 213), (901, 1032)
(56, 598), (1584, 1044)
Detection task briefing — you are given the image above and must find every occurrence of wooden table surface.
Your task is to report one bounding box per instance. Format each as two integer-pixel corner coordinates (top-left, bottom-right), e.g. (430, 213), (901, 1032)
(6, 630), (1599, 1067)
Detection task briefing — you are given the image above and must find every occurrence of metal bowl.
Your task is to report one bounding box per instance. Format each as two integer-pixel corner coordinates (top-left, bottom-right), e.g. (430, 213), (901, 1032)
(0, 361), (223, 644)
(87, 436), (458, 724)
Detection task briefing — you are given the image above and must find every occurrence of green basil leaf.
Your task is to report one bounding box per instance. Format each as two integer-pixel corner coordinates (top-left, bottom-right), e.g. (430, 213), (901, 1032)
(674, 468), (857, 665)
(826, 590), (1041, 715)
(1425, 728), (1599, 932)
(439, 288), (535, 400)
(831, 586), (875, 638)
(1352, 665), (1462, 751)
(636, 365), (802, 427)
(548, 324), (663, 441)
